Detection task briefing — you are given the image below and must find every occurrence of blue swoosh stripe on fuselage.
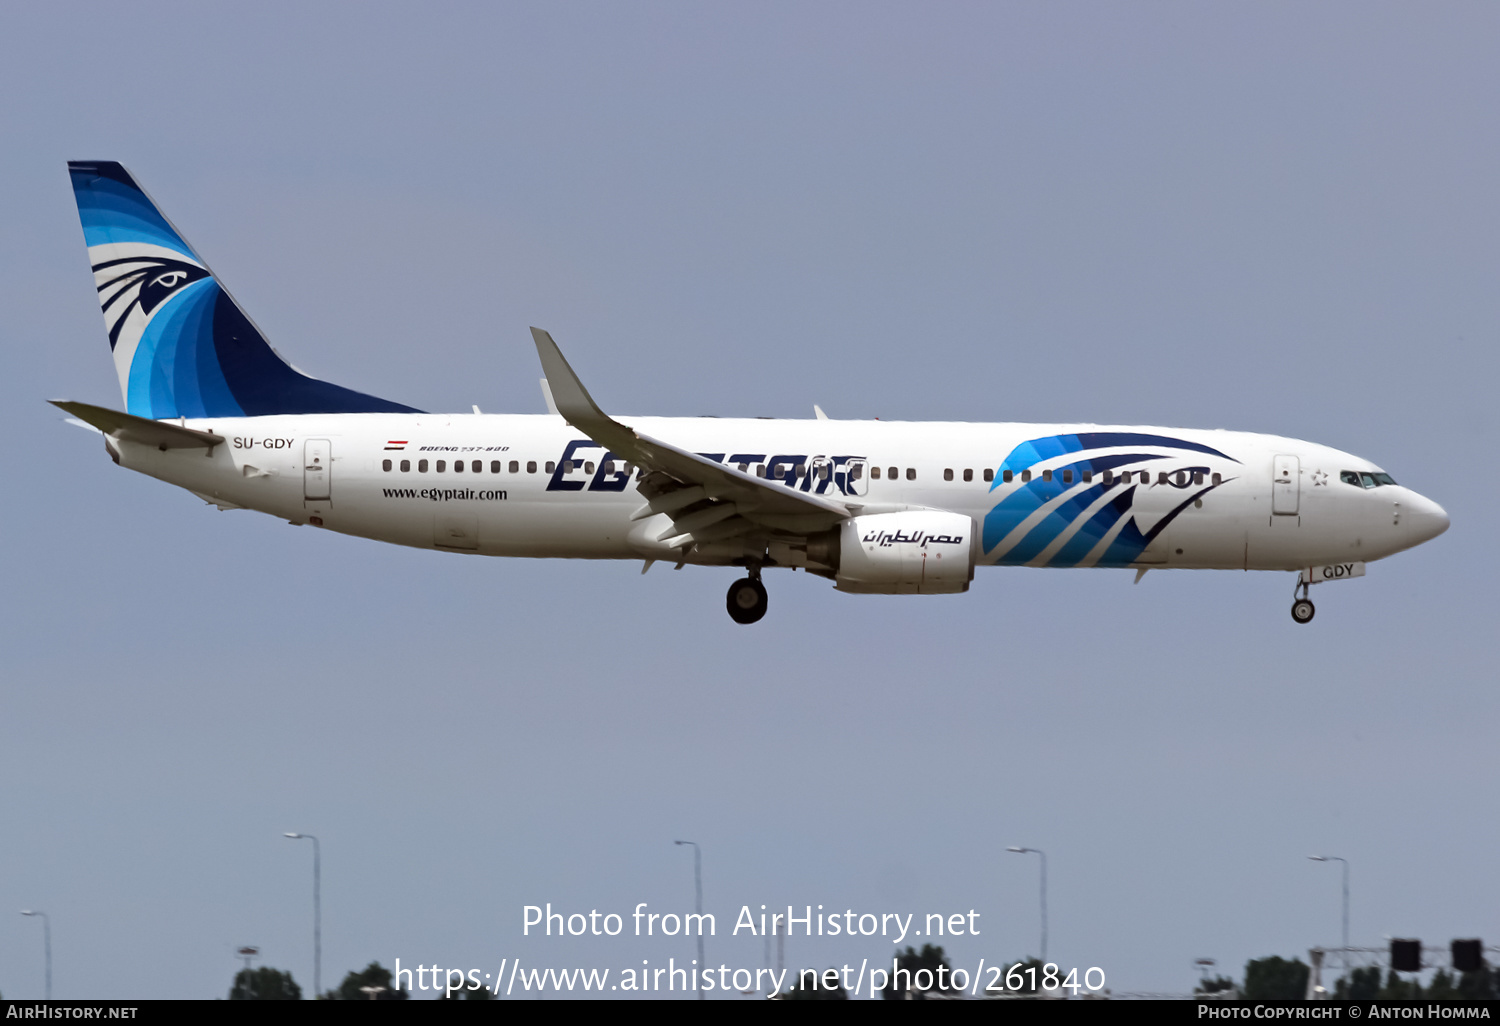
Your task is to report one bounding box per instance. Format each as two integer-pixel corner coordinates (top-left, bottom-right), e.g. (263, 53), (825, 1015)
(982, 453), (1169, 554)
(1094, 481), (1223, 567)
(995, 432), (1239, 480)
(1045, 488), (1139, 567)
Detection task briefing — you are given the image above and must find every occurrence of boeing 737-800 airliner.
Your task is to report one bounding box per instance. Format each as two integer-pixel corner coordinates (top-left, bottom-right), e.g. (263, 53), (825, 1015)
(55, 162), (1449, 624)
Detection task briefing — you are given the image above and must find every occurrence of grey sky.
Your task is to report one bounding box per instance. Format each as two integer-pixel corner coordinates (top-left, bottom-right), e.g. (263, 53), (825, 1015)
(0, 2), (1494, 998)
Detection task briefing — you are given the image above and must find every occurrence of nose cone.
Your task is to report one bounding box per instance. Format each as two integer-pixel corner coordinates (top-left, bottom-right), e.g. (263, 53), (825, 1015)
(1406, 493), (1450, 546)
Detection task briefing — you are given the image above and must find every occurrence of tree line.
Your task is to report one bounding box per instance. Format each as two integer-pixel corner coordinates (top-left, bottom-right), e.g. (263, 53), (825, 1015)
(1198, 956), (1500, 1000)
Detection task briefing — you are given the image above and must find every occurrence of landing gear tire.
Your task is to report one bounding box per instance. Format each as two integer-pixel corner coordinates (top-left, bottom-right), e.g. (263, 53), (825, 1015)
(1291, 598), (1316, 624)
(726, 577), (768, 625)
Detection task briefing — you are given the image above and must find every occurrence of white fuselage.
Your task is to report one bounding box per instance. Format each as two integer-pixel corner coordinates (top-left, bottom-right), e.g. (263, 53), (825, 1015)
(106, 413), (1448, 575)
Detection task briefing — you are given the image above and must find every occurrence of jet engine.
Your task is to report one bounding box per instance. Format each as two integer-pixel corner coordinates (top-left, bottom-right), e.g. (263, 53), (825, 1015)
(806, 511), (976, 594)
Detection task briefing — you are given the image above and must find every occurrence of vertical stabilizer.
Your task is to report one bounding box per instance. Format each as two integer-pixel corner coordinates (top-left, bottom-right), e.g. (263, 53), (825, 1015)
(67, 161), (420, 418)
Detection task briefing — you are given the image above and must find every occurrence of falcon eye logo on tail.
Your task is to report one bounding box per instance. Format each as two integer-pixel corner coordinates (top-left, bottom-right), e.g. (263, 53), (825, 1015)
(95, 256), (211, 348)
(67, 161), (422, 420)
(983, 432), (1240, 568)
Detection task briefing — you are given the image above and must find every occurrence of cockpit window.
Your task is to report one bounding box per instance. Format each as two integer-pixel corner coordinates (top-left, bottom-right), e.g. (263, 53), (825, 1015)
(1344, 470), (1399, 489)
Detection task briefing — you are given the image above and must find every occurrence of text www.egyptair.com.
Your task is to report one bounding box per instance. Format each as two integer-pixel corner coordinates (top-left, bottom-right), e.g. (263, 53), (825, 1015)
(381, 487), (507, 501)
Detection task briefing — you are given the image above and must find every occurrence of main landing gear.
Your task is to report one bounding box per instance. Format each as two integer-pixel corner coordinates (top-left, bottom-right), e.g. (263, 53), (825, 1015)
(1291, 579), (1316, 625)
(726, 574), (768, 625)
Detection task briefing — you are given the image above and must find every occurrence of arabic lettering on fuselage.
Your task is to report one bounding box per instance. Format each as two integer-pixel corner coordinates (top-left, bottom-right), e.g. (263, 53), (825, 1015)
(861, 529), (965, 548)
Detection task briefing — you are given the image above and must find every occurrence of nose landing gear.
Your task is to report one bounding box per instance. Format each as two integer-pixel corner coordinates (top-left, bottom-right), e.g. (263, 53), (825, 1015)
(1290, 580), (1315, 624)
(726, 575), (768, 625)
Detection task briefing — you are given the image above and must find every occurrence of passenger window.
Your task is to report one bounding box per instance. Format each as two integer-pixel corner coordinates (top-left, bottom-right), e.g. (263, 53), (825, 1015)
(1001, 469), (1012, 483)
(491, 461), (501, 473)
(1174, 471), (1185, 486)
(526, 461), (537, 474)
(774, 464), (787, 479)
(545, 461), (556, 473)
(436, 460), (446, 472)
(983, 468), (994, 482)
(453, 460), (463, 473)
(419, 459), (429, 473)
(850, 464), (863, 481)
(1082, 470), (1092, 483)
(562, 460), (573, 474)
(944, 468), (954, 482)
(585, 461), (595, 474)
(737, 462), (747, 472)
(1042, 469), (1053, 482)
(1212, 472), (1221, 486)
(382, 459), (392, 472)
(820, 464), (831, 480)
(888, 467), (897, 480)
(1158, 472), (1168, 485)
(1193, 471), (1203, 485)
(795, 463), (806, 477)
(963, 468), (973, 482)
(756, 464), (766, 478)
(400, 459), (411, 473)
(1103, 470), (1113, 485)
(1021, 470), (1032, 483)
(871, 466), (881, 480)
(1062, 469), (1073, 484)
(473, 461), (482, 473)
(905, 468), (916, 481)
(509, 460), (519, 473)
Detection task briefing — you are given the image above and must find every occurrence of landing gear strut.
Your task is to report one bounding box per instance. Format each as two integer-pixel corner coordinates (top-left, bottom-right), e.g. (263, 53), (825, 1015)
(1290, 579), (1315, 625)
(726, 576), (768, 625)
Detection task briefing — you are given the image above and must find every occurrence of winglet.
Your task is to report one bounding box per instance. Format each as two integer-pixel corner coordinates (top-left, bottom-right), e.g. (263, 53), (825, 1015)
(531, 328), (604, 424)
(539, 377), (559, 415)
(530, 328), (637, 453)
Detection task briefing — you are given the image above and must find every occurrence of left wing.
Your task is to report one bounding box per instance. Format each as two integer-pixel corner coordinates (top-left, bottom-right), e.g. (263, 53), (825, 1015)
(531, 328), (853, 550)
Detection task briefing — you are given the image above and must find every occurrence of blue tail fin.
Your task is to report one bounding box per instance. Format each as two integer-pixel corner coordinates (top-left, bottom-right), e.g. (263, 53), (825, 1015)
(67, 161), (421, 418)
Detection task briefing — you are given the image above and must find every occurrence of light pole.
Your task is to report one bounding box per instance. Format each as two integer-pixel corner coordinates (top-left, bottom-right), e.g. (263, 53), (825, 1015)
(285, 833), (321, 996)
(20, 910), (51, 999)
(1007, 847), (1047, 964)
(674, 840), (705, 1000)
(1308, 856), (1349, 970)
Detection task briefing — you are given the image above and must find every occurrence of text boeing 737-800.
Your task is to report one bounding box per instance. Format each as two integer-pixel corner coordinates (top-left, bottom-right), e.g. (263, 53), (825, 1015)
(55, 161), (1449, 624)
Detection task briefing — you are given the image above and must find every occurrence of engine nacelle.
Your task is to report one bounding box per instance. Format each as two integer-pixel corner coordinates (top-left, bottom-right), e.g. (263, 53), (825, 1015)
(809, 511), (976, 594)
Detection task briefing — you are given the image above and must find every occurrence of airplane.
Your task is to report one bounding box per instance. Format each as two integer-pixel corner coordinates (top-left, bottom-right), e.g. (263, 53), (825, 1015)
(55, 161), (1449, 625)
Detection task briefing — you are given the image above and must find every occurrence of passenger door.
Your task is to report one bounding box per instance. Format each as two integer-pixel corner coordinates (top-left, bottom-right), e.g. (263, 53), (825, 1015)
(1272, 454), (1299, 515)
(304, 439), (331, 501)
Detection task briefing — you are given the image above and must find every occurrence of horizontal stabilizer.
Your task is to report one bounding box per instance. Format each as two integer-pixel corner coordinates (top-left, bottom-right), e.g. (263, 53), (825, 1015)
(50, 400), (224, 450)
